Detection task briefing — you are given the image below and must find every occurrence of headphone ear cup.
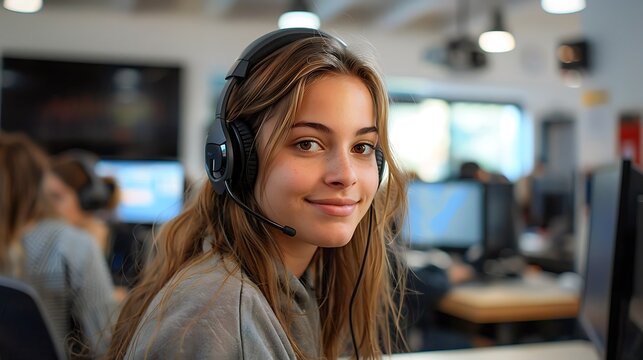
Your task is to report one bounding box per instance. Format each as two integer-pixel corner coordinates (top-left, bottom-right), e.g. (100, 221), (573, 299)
(62, 151), (110, 211)
(77, 172), (110, 211)
(230, 121), (258, 189)
(78, 189), (92, 211)
(376, 146), (385, 185)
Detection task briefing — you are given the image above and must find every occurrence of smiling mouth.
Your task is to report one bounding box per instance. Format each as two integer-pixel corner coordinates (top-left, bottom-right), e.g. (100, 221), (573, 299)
(306, 199), (359, 217)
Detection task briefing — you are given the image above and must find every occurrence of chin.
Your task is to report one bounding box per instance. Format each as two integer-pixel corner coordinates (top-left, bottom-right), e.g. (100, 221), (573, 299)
(313, 231), (355, 248)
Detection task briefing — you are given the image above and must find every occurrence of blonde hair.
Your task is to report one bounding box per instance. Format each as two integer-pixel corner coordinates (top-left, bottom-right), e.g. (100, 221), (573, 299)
(107, 35), (408, 359)
(0, 132), (52, 275)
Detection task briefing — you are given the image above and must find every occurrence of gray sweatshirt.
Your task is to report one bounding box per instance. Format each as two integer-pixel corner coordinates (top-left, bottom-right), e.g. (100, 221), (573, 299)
(125, 255), (322, 359)
(20, 220), (116, 357)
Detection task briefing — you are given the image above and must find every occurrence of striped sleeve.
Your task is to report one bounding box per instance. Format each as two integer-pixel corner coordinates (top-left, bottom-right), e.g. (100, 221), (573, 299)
(60, 225), (118, 357)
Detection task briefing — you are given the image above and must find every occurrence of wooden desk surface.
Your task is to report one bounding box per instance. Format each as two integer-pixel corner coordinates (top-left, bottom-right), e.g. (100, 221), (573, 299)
(438, 273), (580, 323)
(389, 340), (598, 360)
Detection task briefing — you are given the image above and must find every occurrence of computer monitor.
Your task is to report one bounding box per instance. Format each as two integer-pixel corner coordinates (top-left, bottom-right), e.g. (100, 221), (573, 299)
(95, 159), (185, 224)
(1, 56), (181, 159)
(483, 182), (518, 259)
(403, 181), (484, 251)
(620, 198), (643, 359)
(529, 177), (574, 231)
(579, 159), (643, 360)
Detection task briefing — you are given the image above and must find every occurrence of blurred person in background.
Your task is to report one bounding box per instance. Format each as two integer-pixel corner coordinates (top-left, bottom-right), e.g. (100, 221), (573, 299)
(46, 150), (120, 256)
(0, 132), (116, 359)
(458, 161), (509, 183)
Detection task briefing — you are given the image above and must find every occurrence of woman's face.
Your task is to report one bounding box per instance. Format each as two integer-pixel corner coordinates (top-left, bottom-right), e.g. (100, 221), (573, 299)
(255, 74), (380, 263)
(43, 172), (84, 225)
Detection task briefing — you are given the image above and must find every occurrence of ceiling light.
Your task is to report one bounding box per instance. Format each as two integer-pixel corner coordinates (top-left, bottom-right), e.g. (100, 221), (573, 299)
(278, 0), (320, 30)
(4, 0), (42, 13)
(541, 0), (586, 14)
(478, 8), (515, 53)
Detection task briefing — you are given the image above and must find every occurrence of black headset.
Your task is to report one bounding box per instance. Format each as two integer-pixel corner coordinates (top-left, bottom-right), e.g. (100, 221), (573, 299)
(204, 27), (385, 196)
(62, 149), (111, 211)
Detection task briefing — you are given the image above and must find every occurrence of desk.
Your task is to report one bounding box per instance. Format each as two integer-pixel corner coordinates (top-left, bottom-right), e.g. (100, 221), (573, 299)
(437, 273), (580, 344)
(390, 340), (599, 360)
(438, 273), (580, 323)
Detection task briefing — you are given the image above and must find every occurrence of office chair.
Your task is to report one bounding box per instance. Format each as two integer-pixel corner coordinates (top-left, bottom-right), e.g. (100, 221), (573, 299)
(0, 276), (65, 360)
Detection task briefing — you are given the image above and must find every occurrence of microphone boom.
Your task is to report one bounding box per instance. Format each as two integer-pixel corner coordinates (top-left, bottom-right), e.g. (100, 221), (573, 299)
(224, 181), (296, 237)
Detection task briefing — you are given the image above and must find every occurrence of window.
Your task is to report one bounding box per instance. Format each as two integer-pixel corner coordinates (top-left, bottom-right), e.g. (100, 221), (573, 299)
(450, 101), (525, 181)
(389, 99), (450, 181)
(389, 98), (530, 182)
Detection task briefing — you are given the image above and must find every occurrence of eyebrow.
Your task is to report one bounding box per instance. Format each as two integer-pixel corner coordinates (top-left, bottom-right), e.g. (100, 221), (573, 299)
(292, 122), (379, 136)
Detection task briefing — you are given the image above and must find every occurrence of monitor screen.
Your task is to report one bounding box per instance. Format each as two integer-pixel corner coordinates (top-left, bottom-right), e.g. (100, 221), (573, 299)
(581, 164), (621, 355)
(632, 199), (643, 326)
(403, 181), (484, 250)
(580, 160), (643, 360)
(1, 56), (181, 158)
(95, 159), (184, 224)
(621, 199), (643, 359)
(529, 177), (574, 230)
(484, 182), (518, 259)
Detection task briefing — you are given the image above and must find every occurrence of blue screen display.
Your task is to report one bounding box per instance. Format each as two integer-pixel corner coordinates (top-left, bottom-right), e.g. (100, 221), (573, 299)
(95, 160), (184, 224)
(403, 181), (484, 249)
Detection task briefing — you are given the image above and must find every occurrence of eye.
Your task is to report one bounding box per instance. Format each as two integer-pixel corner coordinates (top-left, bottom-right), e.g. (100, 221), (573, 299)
(353, 143), (375, 155)
(296, 140), (322, 152)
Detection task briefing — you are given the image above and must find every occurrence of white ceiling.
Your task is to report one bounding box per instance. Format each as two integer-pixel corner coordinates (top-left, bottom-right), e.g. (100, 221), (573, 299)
(41, 0), (532, 33)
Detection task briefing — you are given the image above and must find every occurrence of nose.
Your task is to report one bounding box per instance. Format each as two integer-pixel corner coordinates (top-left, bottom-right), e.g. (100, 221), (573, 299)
(324, 150), (358, 188)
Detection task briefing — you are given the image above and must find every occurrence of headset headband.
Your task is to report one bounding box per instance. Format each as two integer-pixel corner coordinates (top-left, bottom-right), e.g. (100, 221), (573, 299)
(206, 28), (345, 195)
(212, 28), (345, 141)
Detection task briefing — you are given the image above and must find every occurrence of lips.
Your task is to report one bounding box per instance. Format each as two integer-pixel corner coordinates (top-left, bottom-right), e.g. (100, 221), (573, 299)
(306, 198), (359, 217)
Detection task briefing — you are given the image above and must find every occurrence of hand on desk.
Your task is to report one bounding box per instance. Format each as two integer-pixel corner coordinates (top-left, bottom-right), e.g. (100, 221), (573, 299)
(447, 262), (476, 285)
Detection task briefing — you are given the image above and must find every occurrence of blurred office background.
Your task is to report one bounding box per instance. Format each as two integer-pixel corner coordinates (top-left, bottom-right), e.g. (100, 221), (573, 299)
(1, 0), (642, 355)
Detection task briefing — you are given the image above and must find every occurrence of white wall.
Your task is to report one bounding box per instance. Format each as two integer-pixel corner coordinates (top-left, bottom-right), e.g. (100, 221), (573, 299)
(0, 2), (583, 180)
(574, 0), (643, 273)
(578, 0), (643, 170)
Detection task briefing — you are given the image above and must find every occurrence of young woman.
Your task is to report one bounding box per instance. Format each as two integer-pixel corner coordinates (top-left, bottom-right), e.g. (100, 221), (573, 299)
(107, 28), (408, 359)
(0, 132), (117, 358)
(47, 150), (119, 256)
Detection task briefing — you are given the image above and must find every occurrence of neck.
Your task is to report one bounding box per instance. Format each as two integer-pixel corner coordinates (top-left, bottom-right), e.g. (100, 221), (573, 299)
(272, 230), (317, 277)
(21, 219), (38, 235)
(75, 212), (98, 227)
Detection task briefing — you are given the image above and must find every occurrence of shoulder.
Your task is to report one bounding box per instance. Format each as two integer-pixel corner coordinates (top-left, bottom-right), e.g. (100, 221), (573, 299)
(128, 256), (294, 359)
(32, 219), (94, 245)
(23, 219), (96, 257)
(168, 256), (260, 312)
(51, 220), (103, 261)
(128, 257), (247, 358)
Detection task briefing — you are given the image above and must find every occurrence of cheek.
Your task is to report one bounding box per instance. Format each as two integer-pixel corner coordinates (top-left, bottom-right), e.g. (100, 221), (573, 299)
(49, 194), (67, 211)
(256, 160), (318, 216)
(366, 171), (380, 202)
(361, 162), (380, 196)
(60, 194), (81, 214)
(262, 162), (308, 196)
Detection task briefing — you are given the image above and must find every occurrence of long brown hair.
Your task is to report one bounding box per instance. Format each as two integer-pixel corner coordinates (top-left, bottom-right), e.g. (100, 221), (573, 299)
(107, 34), (408, 359)
(0, 132), (51, 275)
